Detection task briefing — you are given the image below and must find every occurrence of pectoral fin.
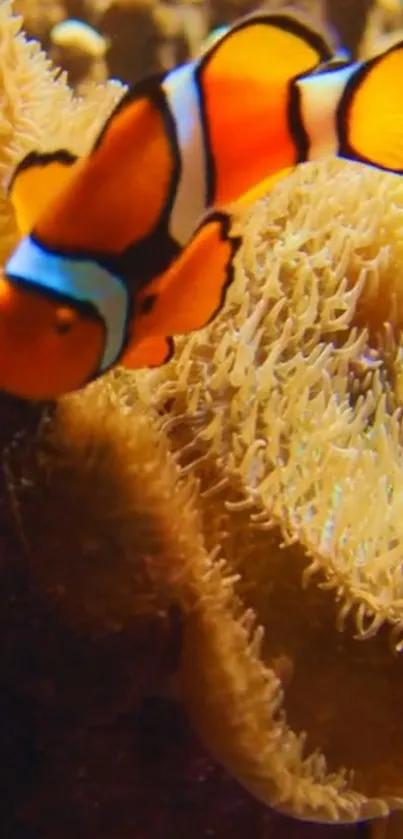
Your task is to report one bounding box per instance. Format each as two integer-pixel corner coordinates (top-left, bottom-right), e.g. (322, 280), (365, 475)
(120, 335), (174, 369)
(132, 211), (241, 344)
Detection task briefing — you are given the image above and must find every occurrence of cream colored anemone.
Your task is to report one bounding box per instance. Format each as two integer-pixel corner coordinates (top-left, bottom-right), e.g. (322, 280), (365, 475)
(132, 159), (403, 827)
(0, 0), (123, 264)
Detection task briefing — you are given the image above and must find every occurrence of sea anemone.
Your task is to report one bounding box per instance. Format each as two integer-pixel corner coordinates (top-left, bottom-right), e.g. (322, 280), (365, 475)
(134, 158), (403, 825)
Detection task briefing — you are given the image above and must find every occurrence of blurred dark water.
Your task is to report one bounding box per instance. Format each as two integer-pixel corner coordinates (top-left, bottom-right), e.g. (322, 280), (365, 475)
(0, 687), (370, 838)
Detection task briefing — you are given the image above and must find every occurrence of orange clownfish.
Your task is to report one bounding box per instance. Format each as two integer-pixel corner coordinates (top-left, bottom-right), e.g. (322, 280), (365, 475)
(1, 11), (403, 400)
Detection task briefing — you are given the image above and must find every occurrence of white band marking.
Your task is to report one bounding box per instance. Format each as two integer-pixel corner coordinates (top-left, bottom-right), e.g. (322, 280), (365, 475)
(297, 63), (357, 161)
(6, 235), (129, 371)
(163, 63), (207, 246)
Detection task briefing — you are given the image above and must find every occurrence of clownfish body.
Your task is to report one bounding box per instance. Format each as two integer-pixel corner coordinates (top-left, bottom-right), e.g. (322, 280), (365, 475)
(2, 11), (403, 400)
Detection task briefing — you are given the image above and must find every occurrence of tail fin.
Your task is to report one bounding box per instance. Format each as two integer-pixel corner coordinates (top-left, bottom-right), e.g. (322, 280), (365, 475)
(337, 42), (403, 174)
(195, 12), (334, 206)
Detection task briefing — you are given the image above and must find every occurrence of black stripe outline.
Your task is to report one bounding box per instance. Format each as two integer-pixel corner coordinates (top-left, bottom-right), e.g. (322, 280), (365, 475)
(287, 79), (310, 163)
(93, 74), (184, 285)
(150, 210), (242, 368)
(193, 209), (242, 326)
(137, 209), (241, 339)
(4, 270), (101, 324)
(8, 149), (78, 196)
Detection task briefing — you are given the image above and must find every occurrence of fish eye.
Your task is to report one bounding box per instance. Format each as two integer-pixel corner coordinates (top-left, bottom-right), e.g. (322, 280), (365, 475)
(53, 305), (77, 335)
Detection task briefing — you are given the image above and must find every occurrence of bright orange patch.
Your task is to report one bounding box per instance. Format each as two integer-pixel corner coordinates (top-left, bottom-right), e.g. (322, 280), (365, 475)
(131, 213), (237, 343)
(121, 335), (173, 369)
(200, 20), (326, 204)
(0, 279), (104, 400)
(35, 97), (175, 253)
(10, 158), (77, 236)
(347, 47), (403, 172)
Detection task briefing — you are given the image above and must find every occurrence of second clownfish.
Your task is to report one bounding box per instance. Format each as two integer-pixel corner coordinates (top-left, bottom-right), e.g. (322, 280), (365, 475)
(2, 11), (403, 400)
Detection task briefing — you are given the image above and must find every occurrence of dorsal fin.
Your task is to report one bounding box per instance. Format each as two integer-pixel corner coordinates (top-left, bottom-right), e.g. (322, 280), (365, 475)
(195, 12), (334, 206)
(8, 150), (78, 236)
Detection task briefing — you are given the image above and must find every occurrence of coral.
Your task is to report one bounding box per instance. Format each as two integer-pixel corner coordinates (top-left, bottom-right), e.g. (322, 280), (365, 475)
(50, 18), (109, 58)
(14, 0), (201, 82)
(3, 385), (181, 635)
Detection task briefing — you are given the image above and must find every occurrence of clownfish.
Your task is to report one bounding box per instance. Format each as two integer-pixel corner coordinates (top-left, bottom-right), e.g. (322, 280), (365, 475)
(2, 11), (403, 401)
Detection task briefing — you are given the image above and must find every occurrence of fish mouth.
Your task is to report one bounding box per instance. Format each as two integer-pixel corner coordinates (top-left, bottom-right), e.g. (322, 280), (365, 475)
(0, 274), (106, 402)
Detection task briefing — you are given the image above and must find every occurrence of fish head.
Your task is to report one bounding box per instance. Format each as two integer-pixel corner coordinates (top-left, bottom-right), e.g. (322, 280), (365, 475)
(0, 239), (108, 401)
